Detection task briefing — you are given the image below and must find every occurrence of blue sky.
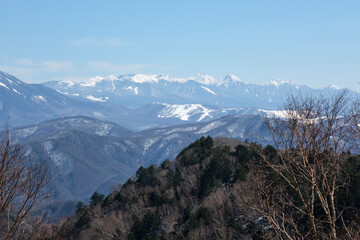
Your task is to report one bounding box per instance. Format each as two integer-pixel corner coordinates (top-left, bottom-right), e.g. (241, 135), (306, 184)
(1, 1), (359, 90)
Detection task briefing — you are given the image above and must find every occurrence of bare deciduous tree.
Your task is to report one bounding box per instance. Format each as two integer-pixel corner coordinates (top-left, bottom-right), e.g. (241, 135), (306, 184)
(0, 126), (50, 240)
(254, 90), (359, 240)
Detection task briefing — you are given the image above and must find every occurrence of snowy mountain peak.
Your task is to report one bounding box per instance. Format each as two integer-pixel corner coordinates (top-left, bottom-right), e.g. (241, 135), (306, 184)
(79, 75), (120, 87)
(189, 73), (220, 85)
(107, 75), (119, 81)
(267, 79), (291, 88)
(117, 73), (187, 84)
(131, 74), (160, 83)
(80, 76), (106, 87)
(329, 84), (340, 90)
(223, 74), (242, 83)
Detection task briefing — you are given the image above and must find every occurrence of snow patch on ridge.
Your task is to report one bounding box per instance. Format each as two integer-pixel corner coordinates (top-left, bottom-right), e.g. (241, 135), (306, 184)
(267, 79), (290, 88)
(86, 95), (106, 102)
(124, 86), (138, 95)
(32, 95), (47, 103)
(12, 88), (21, 95)
(0, 82), (9, 90)
(201, 86), (217, 95)
(57, 90), (80, 96)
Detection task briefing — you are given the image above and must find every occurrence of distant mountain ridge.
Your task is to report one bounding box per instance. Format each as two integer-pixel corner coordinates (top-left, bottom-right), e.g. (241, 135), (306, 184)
(1, 71), (354, 130)
(44, 72), (350, 109)
(12, 115), (133, 143)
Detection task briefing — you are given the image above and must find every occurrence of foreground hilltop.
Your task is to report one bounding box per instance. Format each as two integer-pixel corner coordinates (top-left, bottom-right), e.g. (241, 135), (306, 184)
(44, 137), (360, 239)
(48, 137), (265, 239)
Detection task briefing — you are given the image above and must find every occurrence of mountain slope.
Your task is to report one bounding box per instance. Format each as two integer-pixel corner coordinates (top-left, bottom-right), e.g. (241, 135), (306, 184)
(0, 71), (131, 128)
(12, 115), (133, 143)
(13, 114), (270, 203)
(27, 130), (140, 201)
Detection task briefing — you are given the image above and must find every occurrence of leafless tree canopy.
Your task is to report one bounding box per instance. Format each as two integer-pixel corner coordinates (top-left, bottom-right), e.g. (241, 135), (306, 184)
(254, 90), (360, 240)
(0, 126), (50, 240)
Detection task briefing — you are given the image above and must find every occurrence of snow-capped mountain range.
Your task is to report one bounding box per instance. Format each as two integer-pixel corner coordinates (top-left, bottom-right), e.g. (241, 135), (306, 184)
(0, 70), (279, 130)
(44, 73), (348, 110)
(0, 71), (355, 130)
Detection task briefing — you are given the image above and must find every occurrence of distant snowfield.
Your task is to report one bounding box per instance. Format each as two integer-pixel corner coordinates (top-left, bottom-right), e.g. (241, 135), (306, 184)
(158, 104), (213, 121)
(86, 95), (106, 102)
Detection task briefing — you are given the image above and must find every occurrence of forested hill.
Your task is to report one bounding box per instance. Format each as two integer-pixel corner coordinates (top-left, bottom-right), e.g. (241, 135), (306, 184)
(45, 137), (360, 240)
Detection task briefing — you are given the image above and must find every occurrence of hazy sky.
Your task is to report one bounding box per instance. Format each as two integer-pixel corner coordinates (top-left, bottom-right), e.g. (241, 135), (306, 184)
(1, 1), (359, 90)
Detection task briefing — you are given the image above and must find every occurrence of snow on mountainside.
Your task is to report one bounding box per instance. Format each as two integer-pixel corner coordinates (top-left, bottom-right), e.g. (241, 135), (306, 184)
(123, 102), (279, 130)
(157, 103), (213, 121)
(154, 103), (285, 123)
(43, 72), (354, 110)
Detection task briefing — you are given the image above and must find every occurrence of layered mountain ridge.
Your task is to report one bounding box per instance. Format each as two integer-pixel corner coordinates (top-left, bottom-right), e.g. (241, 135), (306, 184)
(13, 114), (270, 203)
